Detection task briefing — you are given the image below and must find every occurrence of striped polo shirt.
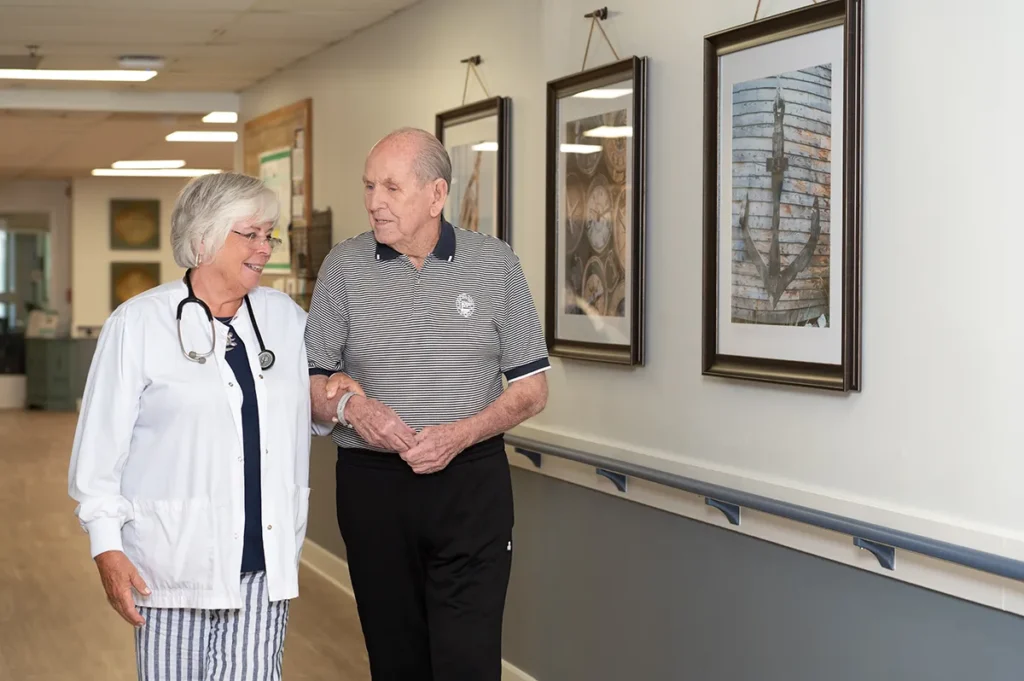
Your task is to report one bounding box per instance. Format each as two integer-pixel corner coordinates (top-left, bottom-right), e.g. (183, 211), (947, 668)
(305, 219), (550, 452)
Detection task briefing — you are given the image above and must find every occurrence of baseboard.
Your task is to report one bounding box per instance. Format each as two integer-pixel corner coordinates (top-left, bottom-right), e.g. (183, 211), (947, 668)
(299, 539), (538, 681)
(501, 659), (538, 681)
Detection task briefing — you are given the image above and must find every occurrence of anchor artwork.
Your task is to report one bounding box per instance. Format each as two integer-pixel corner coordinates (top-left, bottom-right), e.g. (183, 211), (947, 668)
(701, 0), (863, 391)
(731, 65), (831, 328)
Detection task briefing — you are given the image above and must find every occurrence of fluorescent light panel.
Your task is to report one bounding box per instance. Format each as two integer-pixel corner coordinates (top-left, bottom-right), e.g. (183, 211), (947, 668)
(471, 141), (498, 151)
(573, 87), (632, 99)
(166, 131), (238, 142)
(0, 68), (156, 82)
(583, 125), (632, 138)
(112, 160), (186, 169)
(202, 111), (238, 124)
(92, 168), (222, 177)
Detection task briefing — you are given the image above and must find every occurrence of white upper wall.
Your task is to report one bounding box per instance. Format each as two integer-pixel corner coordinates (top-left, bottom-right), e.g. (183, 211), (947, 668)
(70, 177), (187, 331)
(239, 0), (1024, 560)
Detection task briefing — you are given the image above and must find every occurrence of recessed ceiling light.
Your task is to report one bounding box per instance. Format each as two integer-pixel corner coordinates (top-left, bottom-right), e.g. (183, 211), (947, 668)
(0, 69), (156, 82)
(91, 168), (222, 177)
(202, 111), (238, 124)
(111, 160), (186, 169)
(166, 131), (238, 142)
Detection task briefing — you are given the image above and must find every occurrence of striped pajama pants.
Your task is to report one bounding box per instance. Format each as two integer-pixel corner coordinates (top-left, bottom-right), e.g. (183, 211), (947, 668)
(134, 571), (290, 681)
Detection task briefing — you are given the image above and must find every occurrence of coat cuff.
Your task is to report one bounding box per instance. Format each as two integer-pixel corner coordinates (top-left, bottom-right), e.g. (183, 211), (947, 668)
(86, 517), (125, 558)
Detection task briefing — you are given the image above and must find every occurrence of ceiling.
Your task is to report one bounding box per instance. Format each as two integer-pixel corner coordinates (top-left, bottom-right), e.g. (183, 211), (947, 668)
(0, 0), (420, 180)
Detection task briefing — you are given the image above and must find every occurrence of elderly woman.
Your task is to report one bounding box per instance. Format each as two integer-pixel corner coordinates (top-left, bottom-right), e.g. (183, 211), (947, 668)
(68, 172), (357, 680)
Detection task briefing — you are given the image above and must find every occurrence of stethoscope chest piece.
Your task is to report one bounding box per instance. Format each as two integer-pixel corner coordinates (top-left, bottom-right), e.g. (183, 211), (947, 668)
(258, 349), (275, 370)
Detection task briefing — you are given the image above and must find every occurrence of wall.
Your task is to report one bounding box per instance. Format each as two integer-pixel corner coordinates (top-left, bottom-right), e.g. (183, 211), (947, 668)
(70, 177), (187, 331)
(242, 0), (1024, 677)
(0, 180), (71, 331)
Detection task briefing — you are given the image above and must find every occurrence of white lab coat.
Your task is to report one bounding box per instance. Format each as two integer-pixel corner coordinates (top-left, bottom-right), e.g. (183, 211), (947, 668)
(68, 279), (325, 610)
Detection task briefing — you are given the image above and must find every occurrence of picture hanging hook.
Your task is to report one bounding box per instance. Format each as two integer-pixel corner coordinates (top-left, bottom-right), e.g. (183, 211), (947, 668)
(580, 7), (619, 72)
(459, 55), (491, 105)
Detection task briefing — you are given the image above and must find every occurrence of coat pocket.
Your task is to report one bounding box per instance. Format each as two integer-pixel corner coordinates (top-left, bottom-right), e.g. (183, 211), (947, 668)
(122, 498), (217, 591)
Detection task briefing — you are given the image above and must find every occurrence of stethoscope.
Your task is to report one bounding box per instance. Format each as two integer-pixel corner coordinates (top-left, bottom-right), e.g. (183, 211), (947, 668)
(176, 269), (276, 370)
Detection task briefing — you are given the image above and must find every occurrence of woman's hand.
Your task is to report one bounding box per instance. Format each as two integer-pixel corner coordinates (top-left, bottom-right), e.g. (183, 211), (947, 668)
(94, 550), (150, 627)
(325, 372), (365, 399)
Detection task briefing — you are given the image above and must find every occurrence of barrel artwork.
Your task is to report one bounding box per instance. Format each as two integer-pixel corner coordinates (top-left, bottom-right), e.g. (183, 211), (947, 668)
(730, 63), (832, 327)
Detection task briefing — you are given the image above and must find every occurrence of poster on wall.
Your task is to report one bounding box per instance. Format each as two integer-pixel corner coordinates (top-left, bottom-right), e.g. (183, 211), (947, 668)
(545, 56), (648, 366)
(702, 0), (863, 391)
(435, 96), (511, 242)
(259, 147), (292, 273)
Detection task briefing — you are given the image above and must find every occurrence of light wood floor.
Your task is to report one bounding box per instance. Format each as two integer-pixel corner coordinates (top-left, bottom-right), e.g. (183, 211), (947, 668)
(0, 409), (370, 680)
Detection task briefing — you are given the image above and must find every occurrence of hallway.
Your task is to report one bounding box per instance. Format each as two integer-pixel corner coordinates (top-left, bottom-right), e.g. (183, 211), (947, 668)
(0, 410), (370, 680)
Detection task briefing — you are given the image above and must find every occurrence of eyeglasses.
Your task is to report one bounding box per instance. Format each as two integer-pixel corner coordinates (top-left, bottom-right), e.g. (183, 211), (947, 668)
(232, 230), (283, 252)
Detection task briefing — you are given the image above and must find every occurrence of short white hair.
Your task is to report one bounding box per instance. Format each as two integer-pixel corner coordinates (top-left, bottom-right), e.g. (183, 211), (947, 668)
(170, 172), (280, 268)
(376, 127), (452, 190)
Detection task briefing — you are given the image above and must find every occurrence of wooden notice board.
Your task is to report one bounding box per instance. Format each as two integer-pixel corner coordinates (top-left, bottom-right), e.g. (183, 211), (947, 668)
(242, 98), (315, 306)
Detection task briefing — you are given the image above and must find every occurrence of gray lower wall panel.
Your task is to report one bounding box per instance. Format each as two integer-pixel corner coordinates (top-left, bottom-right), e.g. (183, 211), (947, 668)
(303, 439), (1024, 680)
(503, 467), (1024, 681)
(307, 436), (346, 560)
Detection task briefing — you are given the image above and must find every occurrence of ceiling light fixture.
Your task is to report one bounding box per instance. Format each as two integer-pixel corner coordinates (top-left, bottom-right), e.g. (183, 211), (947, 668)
(111, 160), (186, 169)
(91, 168), (222, 178)
(0, 68), (156, 82)
(202, 111), (238, 124)
(166, 131), (238, 142)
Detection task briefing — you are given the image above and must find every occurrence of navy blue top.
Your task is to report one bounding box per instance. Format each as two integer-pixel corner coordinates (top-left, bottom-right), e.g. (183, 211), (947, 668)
(217, 316), (265, 573)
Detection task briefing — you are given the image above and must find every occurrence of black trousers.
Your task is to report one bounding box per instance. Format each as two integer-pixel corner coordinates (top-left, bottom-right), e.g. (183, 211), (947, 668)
(335, 436), (514, 681)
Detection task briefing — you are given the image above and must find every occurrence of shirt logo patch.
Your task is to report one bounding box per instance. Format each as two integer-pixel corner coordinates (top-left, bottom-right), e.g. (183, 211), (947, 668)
(455, 293), (475, 318)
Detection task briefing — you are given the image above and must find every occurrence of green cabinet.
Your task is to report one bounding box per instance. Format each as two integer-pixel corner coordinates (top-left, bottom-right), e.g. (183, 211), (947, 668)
(25, 338), (97, 411)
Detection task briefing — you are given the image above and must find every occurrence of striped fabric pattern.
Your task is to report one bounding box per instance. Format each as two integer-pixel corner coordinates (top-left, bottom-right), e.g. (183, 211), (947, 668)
(134, 571), (289, 681)
(305, 221), (551, 453)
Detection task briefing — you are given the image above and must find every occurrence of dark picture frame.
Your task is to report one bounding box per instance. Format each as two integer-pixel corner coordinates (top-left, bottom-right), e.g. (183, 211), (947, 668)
(435, 96), (511, 242)
(110, 199), (160, 250)
(545, 56), (648, 366)
(702, 0), (863, 391)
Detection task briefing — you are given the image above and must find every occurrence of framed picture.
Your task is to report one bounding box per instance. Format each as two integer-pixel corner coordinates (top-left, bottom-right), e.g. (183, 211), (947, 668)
(110, 199), (160, 250)
(702, 0), (863, 391)
(545, 56), (648, 366)
(435, 96), (511, 241)
(110, 261), (160, 311)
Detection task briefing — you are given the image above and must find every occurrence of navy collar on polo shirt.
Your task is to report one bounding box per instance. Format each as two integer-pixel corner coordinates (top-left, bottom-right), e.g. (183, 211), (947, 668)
(375, 218), (456, 263)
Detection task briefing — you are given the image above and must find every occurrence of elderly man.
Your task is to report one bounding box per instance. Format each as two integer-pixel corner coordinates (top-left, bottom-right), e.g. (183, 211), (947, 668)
(305, 127), (549, 680)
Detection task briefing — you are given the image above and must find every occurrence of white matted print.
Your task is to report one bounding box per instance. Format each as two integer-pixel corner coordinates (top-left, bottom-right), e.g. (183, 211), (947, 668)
(554, 77), (634, 348)
(443, 115), (498, 237)
(718, 24), (844, 365)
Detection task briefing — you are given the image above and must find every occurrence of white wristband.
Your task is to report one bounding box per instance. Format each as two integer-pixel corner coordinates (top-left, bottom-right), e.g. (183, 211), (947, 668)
(336, 391), (357, 428)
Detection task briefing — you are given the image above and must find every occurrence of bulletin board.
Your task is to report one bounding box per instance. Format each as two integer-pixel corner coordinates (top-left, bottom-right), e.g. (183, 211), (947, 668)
(242, 98), (315, 306)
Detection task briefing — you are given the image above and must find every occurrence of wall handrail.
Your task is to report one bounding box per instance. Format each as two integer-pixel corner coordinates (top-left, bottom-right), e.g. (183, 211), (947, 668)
(505, 433), (1024, 582)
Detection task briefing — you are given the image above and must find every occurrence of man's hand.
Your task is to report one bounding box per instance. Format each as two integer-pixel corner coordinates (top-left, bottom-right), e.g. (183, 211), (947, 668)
(95, 550), (150, 627)
(325, 371), (365, 401)
(401, 423), (471, 475)
(346, 395), (417, 453)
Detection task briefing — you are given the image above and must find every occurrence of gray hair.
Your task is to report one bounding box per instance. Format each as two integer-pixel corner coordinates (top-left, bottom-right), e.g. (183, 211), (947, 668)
(377, 127), (452, 190)
(170, 172), (280, 268)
